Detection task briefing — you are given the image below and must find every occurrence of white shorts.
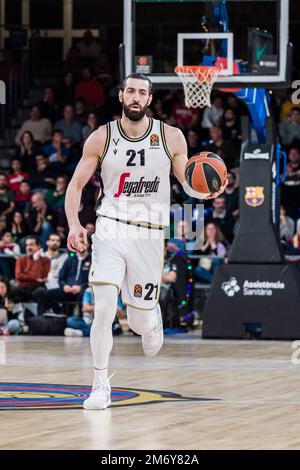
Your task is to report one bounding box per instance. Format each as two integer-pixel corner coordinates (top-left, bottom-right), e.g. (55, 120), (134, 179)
(89, 216), (165, 310)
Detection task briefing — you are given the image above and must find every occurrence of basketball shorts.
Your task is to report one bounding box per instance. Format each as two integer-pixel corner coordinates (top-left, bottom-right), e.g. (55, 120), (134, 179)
(89, 216), (165, 310)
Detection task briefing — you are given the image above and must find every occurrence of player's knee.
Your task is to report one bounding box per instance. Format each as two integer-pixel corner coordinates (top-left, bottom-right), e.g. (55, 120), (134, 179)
(127, 305), (156, 336)
(92, 284), (118, 329)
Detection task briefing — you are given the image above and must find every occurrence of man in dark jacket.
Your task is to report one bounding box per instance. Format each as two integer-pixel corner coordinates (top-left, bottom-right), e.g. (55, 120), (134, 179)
(36, 249), (91, 314)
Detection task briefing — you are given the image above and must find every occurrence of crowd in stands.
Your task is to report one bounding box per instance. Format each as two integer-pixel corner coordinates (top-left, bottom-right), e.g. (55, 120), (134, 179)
(1, 30), (300, 336)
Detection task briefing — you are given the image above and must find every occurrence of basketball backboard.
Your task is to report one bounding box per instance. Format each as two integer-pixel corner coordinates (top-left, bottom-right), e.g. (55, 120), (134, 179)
(123, 0), (291, 89)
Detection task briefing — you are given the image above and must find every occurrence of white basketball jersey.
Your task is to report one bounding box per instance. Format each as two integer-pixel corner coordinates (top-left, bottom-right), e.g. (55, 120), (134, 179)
(96, 118), (172, 226)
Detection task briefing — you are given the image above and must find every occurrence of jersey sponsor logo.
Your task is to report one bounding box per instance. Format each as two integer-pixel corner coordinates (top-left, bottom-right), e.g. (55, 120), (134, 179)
(113, 138), (120, 146)
(150, 134), (159, 147)
(134, 284), (143, 298)
(114, 172), (160, 198)
(0, 382), (214, 409)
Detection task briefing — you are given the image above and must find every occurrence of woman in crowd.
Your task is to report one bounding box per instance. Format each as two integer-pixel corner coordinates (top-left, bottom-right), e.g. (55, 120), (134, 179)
(16, 131), (40, 171)
(195, 222), (227, 283)
(7, 211), (29, 244)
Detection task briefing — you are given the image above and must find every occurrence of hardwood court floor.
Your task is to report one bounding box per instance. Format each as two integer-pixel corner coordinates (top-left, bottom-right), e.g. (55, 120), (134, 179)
(1, 334), (300, 450)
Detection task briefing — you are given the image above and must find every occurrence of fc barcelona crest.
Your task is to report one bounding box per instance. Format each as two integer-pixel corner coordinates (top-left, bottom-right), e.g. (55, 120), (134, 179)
(245, 186), (265, 207)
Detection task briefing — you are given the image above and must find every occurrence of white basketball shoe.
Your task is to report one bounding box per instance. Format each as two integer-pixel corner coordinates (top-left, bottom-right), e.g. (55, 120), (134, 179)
(83, 371), (115, 410)
(142, 303), (164, 357)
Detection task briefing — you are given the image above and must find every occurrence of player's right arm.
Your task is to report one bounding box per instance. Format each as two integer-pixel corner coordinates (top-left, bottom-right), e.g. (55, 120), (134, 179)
(65, 125), (107, 252)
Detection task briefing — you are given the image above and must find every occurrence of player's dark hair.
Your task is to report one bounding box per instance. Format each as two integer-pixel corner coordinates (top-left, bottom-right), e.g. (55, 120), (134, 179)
(121, 73), (153, 94)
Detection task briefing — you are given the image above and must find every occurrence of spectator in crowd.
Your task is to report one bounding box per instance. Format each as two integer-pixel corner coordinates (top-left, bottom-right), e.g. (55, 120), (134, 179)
(15, 181), (32, 210)
(221, 107), (241, 142)
(63, 47), (85, 80)
(54, 104), (82, 147)
(0, 231), (21, 257)
(0, 49), (20, 85)
(85, 222), (95, 244)
(36, 249), (91, 315)
(207, 126), (237, 170)
(186, 128), (202, 157)
(43, 129), (69, 172)
(286, 219), (300, 255)
(76, 30), (102, 62)
(95, 51), (113, 88)
(151, 98), (168, 122)
(201, 95), (224, 129)
(280, 92), (300, 121)
(0, 231), (21, 278)
(38, 86), (61, 124)
(15, 130), (40, 171)
(281, 147), (300, 218)
(75, 67), (105, 110)
(29, 154), (56, 190)
(15, 105), (52, 145)
(206, 195), (235, 243)
(0, 216), (7, 236)
(170, 178), (186, 205)
(11, 236), (50, 305)
(224, 171), (239, 219)
(226, 93), (248, 118)
(194, 222), (227, 283)
(0, 276), (21, 336)
(56, 71), (76, 106)
(170, 92), (199, 130)
(0, 173), (16, 218)
(280, 205), (295, 244)
(24, 192), (54, 249)
(75, 98), (88, 125)
(64, 287), (94, 337)
(33, 234), (68, 315)
(82, 112), (98, 141)
(55, 225), (67, 249)
(279, 108), (300, 149)
(159, 248), (178, 330)
(45, 175), (68, 228)
(167, 219), (191, 255)
(7, 159), (29, 192)
(7, 211), (29, 244)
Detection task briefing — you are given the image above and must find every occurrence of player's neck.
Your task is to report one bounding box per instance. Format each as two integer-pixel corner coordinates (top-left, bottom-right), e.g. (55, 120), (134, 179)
(120, 115), (150, 138)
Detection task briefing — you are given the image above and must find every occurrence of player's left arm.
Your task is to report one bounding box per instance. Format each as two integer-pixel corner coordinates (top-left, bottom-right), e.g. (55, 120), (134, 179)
(164, 124), (227, 199)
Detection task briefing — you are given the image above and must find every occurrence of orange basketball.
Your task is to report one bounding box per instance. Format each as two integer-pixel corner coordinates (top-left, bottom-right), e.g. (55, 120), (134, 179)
(185, 151), (227, 195)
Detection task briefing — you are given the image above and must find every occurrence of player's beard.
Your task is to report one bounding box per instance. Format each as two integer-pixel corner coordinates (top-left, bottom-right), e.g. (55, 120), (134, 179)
(122, 102), (148, 122)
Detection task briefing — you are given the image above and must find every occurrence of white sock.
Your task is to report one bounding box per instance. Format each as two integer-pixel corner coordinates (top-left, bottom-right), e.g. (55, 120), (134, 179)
(94, 368), (108, 382)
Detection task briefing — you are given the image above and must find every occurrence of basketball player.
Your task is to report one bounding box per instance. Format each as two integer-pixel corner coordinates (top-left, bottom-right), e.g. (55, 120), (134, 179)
(65, 73), (227, 410)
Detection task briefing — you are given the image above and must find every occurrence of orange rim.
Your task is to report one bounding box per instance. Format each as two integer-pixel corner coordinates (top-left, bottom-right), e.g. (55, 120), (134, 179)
(175, 65), (221, 82)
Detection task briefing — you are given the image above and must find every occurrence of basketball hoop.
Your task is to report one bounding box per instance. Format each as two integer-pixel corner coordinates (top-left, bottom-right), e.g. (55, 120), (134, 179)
(175, 65), (221, 109)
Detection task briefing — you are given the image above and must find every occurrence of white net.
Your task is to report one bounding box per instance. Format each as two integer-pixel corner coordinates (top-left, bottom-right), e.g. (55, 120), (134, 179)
(175, 66), (220, 109)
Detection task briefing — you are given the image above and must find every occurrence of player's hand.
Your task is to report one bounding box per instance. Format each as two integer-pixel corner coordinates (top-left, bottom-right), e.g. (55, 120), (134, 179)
(205, 178), (228, 200)
(67, 224), (88, 253)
